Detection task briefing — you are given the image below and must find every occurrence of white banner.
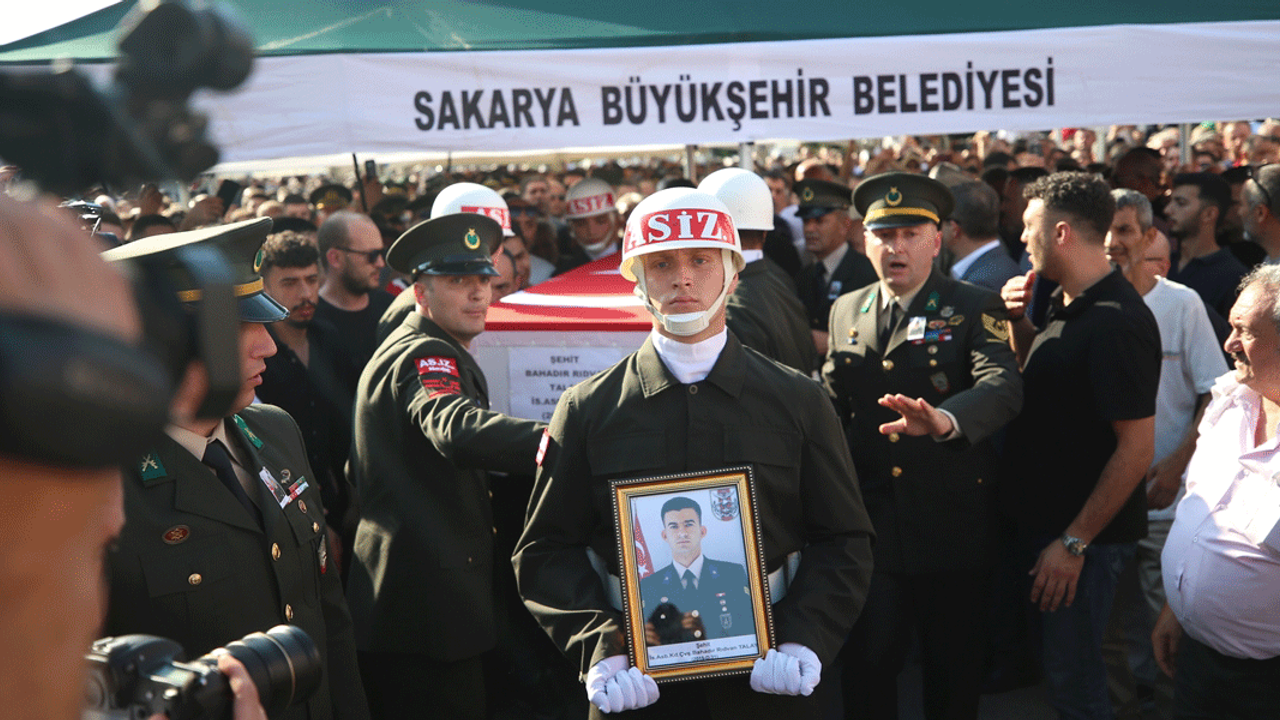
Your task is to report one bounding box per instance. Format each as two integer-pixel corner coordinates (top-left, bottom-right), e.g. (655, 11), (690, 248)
(198, 20), (1280, 164)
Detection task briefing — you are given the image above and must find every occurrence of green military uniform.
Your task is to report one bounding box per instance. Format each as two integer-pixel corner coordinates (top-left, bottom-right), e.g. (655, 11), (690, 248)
(823, 270), (1022, 571)
(102, 217), (369, 720)
(105, 406), (367, 720)
(514, 333), (875, 719)
(347, 312), (543, 656)
(639, 557), (754, 643)
(346, 214), (544, 719)
(725, 258), (817, 373)
(824, 173), (1023, 720)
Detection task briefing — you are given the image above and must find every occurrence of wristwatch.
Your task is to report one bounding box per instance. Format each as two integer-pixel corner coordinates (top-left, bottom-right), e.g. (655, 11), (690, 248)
(1061, 534), (1088, 557)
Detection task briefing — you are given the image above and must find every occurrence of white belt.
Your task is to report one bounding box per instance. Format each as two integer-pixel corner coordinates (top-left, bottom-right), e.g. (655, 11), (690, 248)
(587, 547), (801, 611)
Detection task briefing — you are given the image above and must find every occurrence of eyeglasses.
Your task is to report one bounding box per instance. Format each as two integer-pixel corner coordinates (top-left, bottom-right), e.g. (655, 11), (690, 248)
(335, 246), (385, 263)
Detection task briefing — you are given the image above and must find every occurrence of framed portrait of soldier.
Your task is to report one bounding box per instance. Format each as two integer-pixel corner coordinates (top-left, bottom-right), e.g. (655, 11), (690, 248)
(611, 466), (773, 682)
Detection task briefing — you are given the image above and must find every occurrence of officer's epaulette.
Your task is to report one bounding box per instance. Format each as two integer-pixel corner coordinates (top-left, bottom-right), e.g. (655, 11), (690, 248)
(232, 414), (264, 449)
(138, 451), (168, 484)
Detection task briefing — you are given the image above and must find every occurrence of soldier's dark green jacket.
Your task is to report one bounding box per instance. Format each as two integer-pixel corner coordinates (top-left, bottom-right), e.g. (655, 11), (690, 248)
(823, 270), (1022, 573)
(725, 258), (818, 374)
(347, 312), (543, 660)
(105, 404), (369, 720)
(514, 333), (874, 716)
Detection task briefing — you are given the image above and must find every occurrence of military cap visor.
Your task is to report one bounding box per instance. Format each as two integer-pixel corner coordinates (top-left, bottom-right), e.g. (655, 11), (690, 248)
(854, 172), (955, 230)
(102, 217), (288, 323)
(795, 179), (853, 220)
(387, 213), (503, 276)
(309, 183), (353, 209)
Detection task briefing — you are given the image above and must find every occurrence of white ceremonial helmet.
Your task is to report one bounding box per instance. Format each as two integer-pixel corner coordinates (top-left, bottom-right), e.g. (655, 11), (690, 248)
(563, 178), (617, 219)
(431, 182), (514, 237)
(620, 188), (745, 337)
(696, 168), (774, 231)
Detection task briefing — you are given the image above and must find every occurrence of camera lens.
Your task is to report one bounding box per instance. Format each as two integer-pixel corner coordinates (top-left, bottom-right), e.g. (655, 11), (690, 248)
(219, 625), (321, 717)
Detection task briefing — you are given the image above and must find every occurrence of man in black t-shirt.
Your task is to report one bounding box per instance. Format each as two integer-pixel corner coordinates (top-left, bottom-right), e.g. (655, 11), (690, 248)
(1000, 172), (1160, 720)
(316, 211), (394, 386)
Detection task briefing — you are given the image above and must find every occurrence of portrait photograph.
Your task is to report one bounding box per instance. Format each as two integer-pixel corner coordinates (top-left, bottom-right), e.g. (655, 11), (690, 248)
(612, 466), (773, 682)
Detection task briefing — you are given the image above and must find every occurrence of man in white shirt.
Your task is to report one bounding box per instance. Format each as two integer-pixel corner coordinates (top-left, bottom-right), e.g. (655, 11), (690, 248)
(1153, 265), (1280, 719)
(1101, 190), (1226, 717)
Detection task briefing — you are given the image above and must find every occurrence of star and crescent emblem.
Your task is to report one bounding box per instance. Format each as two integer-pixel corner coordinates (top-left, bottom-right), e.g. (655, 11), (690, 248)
(465, 228), (481, 250)
(885, 187), (903, 206)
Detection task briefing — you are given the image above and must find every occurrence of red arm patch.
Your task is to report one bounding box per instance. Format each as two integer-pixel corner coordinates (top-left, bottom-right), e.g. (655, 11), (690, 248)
(416, 356), (462, 399)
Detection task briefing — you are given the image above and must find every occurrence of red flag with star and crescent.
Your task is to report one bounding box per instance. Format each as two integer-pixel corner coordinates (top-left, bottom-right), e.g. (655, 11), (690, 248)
(634, 520), (654, 579)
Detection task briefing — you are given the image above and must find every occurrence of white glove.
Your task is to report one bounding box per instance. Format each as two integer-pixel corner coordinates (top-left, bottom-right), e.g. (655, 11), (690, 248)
(585, 654), (660, 713)
(750, 643), (821, 696)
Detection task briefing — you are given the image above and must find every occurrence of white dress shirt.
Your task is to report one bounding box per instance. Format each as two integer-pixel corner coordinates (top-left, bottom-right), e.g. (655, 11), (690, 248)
(1162, 374), (1280, 659)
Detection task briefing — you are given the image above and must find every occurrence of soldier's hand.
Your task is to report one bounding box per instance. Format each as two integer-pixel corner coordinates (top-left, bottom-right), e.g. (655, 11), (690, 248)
(877, 394), (954, 437)
(1000, 271), (1036, 321)
(585, 655), (659, 714)
(1029, 539), (1084, 612)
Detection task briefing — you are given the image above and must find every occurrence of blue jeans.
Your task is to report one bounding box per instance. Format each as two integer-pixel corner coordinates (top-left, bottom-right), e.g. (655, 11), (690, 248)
(1025, 536), (1137, 720)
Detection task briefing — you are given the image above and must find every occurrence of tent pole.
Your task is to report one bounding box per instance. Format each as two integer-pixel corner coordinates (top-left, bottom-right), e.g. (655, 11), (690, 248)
(684, 145), (696, 183)
(739, 142), (753, 171)
(1179, 123), (1192, 168)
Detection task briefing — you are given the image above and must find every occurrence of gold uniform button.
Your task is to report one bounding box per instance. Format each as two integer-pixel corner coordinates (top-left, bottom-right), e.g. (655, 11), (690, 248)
(689, 385), (699, 395)
(927, 345), (938, 355)
(299, 500), (308, 514)
(977, 477), (984, 484)
(188, 573), (202, 586)
(889, 432), (900, 443)
(891, 466), (903, 477)
(882, 359), (894, 371)
(285, 604), (294, 621)
(312, 522), (320, 533)
(271, 543), (281, 560)
(844, 357), (852, 364)
(929, 359), (938, 367)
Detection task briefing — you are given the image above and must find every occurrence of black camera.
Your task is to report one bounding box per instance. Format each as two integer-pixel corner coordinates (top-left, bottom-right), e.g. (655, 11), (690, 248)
(83, 625), (321, 720)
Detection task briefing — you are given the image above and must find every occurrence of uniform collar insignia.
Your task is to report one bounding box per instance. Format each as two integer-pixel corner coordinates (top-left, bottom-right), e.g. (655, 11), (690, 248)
(232, 414), (264, 449)
(924, 291), (940, 312)
(860, 291), (875, 314)
(139, 451), (167, 483)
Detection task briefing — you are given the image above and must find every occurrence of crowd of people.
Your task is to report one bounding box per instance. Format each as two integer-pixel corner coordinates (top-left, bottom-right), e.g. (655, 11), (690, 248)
(3, 117), (1280, 720)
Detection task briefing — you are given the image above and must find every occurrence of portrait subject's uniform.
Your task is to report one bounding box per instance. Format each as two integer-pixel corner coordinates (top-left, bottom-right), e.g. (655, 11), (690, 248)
(640, 557), (754, 642)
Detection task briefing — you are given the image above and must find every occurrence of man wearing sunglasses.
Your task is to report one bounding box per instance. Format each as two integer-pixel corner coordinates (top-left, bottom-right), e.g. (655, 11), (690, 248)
(317, 211), (395, 379)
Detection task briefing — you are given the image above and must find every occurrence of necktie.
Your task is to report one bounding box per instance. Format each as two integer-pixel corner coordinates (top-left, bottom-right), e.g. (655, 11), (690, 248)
(203, 439), (263, 528)
(814, 262), (828, 297)
(880, 301), (901, 349)
(682, 569), (696, 591)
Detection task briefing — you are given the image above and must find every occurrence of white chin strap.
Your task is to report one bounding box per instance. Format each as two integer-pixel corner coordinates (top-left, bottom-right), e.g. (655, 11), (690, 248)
(632, 249), (736, 337)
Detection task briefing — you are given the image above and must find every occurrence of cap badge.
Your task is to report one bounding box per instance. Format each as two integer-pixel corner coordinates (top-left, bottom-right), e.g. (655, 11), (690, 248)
(253, 247), (265, 273)
(801, 187), (815, 202)
(464, 228), (481, 250)
(885, 187), (903, 207)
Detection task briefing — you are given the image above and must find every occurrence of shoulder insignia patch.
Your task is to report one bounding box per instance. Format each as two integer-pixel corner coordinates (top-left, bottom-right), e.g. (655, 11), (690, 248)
(416, 356), (462, 399)
(232, 414), (263, 449)
(983, 313), (1010, 341)
(139, 452), (167, 483)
